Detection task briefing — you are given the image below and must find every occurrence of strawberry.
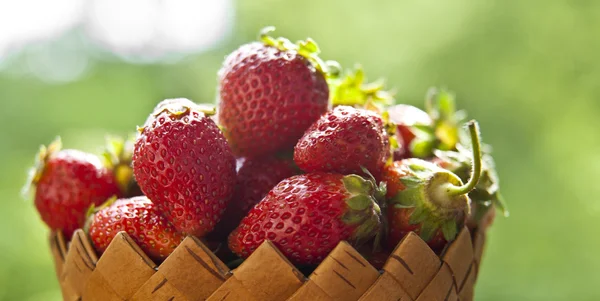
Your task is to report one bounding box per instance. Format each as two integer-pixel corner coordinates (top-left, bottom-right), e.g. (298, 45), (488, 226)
(103, 135), (143, 198)
(228, 172), (383, 265)
(209, 155), (300, 240)
(294, 106), (389, 176)
(383, 120), (483, 253)
(431, 146), (508, 231)
(390, 88), (467, 159)
(217, 27), (334, 158)
(387, 104), (432, 160)
(23, 138), (121, 238)
(87, 196), (185, 262)
(133, 98), (237, 237)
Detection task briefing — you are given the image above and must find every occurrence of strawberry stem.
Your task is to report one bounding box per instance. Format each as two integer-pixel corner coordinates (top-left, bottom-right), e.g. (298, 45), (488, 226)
(447, 120), (482, 196)
(258, 26), (339, 78)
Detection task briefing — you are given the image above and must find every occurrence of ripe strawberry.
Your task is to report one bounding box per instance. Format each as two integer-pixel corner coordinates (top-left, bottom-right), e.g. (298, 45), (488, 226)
(133, 98), (237, 237)
(88, 196), (185, 262)
(383, 120), (483, 253)
(294, 106), (389, 176)
(23, 138), (121, 238)
(217, 27), (332, 157)
(387, 104), (432, 160)
(228, 172), (383, 265)
(209, 155), (300, 240)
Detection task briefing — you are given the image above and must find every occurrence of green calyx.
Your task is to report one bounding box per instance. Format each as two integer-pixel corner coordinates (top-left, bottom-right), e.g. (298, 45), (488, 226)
(21, 137), (62, 198)
(392, 162), (468, 242)
(391, 121), (484, 242)
(103, 135), (136, 194)
(259, 26), (340, 78)
(381, 111), (400, 165)
(434, 146), (509, 218)
(342, 174), (379, 212)
(425, 87), (466, 150)
(341, 173), (385, 246)
(329, 65), (395, 109)
(408, 87), (468, 158)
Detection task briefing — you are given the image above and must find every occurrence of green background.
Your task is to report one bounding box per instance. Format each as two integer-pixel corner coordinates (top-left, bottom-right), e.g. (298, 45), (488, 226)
(1, 1), (599, 300)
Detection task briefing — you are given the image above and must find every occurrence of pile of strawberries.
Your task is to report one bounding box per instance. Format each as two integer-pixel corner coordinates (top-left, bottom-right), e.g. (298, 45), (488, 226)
(24, 27), (506, 268)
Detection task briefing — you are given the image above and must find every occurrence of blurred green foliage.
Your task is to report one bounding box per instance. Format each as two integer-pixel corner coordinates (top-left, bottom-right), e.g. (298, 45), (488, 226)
(2, 0), (600, 300)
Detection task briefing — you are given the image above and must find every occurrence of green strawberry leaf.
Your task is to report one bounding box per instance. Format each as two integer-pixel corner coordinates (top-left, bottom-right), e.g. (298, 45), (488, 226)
(258, 26), (337, 77)
(329, 65), (394, 108)
(441, 220), (458, 241)
(342, 174), (373, 195)
(419, 221), (437, 242)
(437, 90), (456, 120)
(347, 195), (372, 211)
(393, 203), (414, 209)
(409, 138), (435, 158)
(408, 206), (427, 225)
(392, 186), (423, 207)
(493, 192), (510, 217)
(412, 124), (436, 135)
(297, 38), (320, 55)
(399, 176), (423, 188)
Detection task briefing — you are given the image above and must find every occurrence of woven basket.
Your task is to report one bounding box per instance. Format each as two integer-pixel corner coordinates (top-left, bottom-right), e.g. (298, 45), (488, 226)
(49, 213), (492, 301)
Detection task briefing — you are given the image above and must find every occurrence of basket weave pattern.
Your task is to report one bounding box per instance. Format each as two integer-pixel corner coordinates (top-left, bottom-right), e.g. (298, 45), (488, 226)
(49, 223), (487, 301)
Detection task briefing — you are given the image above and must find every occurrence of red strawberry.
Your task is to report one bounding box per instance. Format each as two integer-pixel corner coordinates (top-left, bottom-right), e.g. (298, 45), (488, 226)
(294, 106), (389, 176)
(209, 155), (300, 240)
(133, 98), (237, 237)
(228, 172), (383, 265)
(23, 138), (121, 238)
(387, 104), (432, 160)
(217, 27), (332, 157)
(88, 196), (185, 262)
(383, 120), (483, 253)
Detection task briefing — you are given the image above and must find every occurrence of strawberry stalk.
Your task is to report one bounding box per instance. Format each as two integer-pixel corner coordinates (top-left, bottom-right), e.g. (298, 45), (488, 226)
(435, 120), (482, 198)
